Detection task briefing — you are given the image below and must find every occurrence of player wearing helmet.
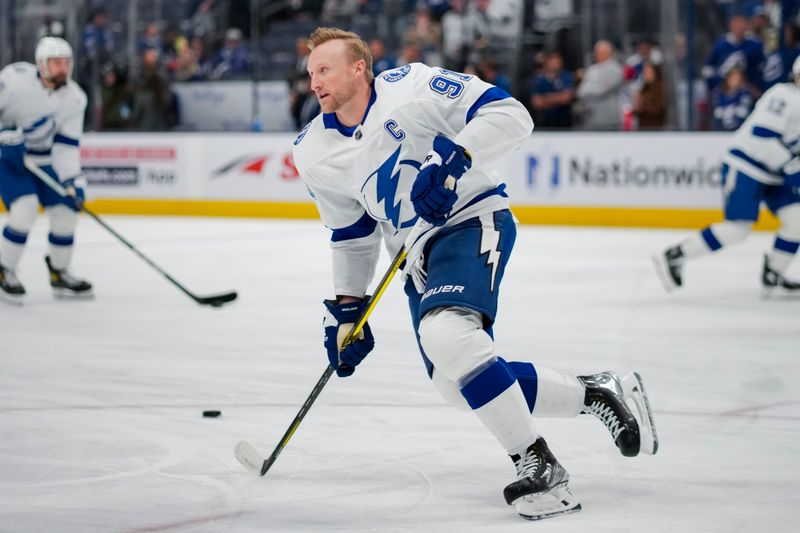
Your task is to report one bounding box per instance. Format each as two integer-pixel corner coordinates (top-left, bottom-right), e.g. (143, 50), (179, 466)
(0, 37), (92, 302)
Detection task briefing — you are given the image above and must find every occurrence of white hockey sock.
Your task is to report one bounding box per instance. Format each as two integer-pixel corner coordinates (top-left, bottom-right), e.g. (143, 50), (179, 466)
(1, 228), (27, 271)
(473, 381), (540, 455)
(681, 221), (751, 258)
(769, 205), (800, 274)
(47, 238), (74, 271)
(679, 232), (714, 258)
(530, 366), (585, 418)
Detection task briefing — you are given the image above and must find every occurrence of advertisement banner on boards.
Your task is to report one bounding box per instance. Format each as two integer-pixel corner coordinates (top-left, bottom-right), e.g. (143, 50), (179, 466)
(81, 131), (736, 209)
(197, 133), (309, 201)
(82, 134), (187, 198)
(499, 132), (731, 208)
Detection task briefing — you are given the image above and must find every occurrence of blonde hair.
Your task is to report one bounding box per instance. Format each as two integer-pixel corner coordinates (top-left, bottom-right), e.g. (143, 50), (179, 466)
(307, 27), (374, 84)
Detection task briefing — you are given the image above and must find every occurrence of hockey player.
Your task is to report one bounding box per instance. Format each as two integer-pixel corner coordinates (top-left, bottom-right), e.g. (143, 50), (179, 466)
(0, 37), (92, 301)
(293, 28), (658, 521)
(654, 56), (800, 295)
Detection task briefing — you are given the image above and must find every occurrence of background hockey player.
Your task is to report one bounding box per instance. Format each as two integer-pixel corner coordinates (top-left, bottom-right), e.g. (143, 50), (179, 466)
(654, 56), (800, 295)
(293, 27), (658, 521)
(0, 37), (92, 301)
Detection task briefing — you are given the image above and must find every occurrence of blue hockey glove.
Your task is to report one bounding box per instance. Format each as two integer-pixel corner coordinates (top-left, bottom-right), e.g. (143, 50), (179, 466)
(323, 298), (375, 377)
(0, 131), (26, 173)
(62, 177), (85, 211)
(410, 135), (472, 226)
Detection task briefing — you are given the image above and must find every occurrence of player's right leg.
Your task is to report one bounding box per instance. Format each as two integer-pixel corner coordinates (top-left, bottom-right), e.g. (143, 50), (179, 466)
(762, 195), (800, 295)
(0, 138), (40, 301)
(653, 164), (758, 291)
(0, 193), (39, 301)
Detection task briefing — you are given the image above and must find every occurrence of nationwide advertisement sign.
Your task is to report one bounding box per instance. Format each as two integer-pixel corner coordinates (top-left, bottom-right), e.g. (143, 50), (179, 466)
(497, 132), (730, 208)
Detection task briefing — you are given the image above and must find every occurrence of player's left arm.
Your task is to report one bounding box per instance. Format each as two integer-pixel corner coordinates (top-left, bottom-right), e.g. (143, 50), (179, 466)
(52, 84), (88, 209)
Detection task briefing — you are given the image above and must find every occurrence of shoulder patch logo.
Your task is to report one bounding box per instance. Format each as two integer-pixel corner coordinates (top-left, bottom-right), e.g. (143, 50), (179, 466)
(382, 64), (411, 83)
(293, 122), (312, 146)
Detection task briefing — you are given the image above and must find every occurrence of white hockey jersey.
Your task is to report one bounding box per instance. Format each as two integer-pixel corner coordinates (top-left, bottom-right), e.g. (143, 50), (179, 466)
(292, 63), (533, 298)
(723, 82), (800, 185)
(0, 62), (87, 183)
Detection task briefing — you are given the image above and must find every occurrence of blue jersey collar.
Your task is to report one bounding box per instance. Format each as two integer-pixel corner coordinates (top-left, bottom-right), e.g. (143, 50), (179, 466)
(322, 84), (377, 137)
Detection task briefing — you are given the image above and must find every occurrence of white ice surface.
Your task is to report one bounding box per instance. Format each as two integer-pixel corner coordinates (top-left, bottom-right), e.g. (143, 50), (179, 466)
(1, 216), (798, 532)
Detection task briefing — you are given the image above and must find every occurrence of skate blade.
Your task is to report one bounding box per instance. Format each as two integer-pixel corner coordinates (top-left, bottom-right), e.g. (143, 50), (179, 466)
(53, 288), (95, 300)
(513, 481), (582, 521)
(0, 292), (25, 306)
(651, 254), (677, 293)
(622, 372), (659, 455)
(760, 286), (800, 300)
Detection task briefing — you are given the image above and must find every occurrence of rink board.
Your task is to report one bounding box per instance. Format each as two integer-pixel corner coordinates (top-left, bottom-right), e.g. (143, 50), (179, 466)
(1, 131), (781, 230)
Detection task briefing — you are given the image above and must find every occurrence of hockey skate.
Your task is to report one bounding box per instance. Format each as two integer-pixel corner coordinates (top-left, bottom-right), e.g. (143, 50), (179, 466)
(503, 437), (581, 521)
(652, 245), (684, 292)
(761, 255), (800, 297)
(0, 263), (25, 304)
(578, 371), (651, 457)
(45, 256), (93, 299)
(620, 372), (659, 455)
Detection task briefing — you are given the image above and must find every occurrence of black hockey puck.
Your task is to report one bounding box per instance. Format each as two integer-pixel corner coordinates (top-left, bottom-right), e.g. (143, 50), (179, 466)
(203, 410), (222, 418)
(210, 302), (223, 307)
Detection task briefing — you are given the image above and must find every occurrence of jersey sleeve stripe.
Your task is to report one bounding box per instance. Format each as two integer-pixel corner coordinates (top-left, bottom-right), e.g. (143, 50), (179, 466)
(54, 133), (80, 146)
(751, 126), (782, 139)
(331, 211), (378, 242)
(22, 115), (49, 132)
(729, 148), (774, 173)
(466, 86), (512, 124)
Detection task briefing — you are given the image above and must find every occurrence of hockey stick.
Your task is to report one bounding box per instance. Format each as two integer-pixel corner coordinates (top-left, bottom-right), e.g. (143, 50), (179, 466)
(23, 158), (238, 307)
(234, 177), (453, 477)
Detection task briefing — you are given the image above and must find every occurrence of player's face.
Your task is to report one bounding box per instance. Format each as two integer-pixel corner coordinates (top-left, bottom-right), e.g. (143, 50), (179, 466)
(308, 40), (360, 114)
(47, 57), (71, 86)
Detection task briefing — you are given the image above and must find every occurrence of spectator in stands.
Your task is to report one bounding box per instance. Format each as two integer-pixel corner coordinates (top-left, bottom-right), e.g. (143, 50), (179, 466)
(171, 36), (205, 82)
(133, 49), (175, 131)
(397, 40), (424, 66)
(100, 64), (134, 130)
(289, 39), (313, 130)
(529, 51), (575, 129)
(476, 59), (511, 94)
(470, 0), (494, 62)
(633, 62), (668, 130)
(138, 22), (161, 54)
(404, 7), (444, 66)
(297, 76), (321, 129)
(624, 37), (662, 89)
(703, 14), (765, 94)
(576, 40), (623, 130)
(210, 28), (251, 80)
(82, 7), (114, 65)
(710, 65), (752, 131)
(622, 37), (663, 130)
(190, 36), (212, 79)
(370, 38), (396, 75)
(441, 0), (472, 70)
(750, 6), (775, 51)
(763, 21), (800, 90)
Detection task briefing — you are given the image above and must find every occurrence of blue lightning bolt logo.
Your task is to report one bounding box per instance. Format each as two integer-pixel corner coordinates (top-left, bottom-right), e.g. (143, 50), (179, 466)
(373, 147), (403, 229)
(479, 214), (502, 292)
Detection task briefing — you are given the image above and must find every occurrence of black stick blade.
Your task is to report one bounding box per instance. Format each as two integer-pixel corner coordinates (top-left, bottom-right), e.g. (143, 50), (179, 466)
(196, 291), (238, 307)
